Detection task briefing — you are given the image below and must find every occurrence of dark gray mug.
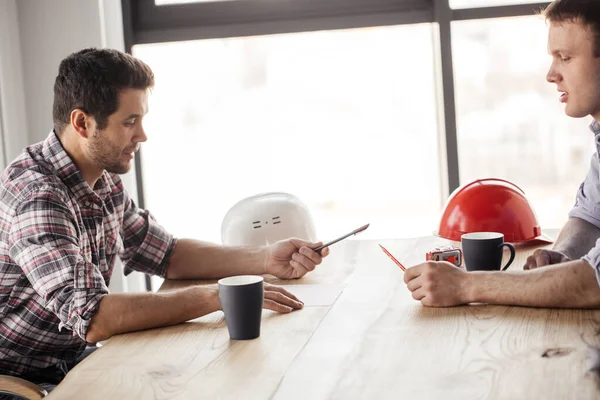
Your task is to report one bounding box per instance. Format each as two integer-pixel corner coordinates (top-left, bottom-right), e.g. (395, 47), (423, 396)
(461, 232), (516, 272)
(218, 275), (264, 340)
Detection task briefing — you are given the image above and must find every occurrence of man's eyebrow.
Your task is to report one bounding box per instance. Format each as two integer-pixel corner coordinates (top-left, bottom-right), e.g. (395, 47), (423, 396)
(123, 114), (142, 120)
(550, 48), (570, 55)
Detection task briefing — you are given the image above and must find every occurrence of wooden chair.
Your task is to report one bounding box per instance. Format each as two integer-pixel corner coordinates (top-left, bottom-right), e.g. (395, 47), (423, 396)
(0, 375), (47, 399)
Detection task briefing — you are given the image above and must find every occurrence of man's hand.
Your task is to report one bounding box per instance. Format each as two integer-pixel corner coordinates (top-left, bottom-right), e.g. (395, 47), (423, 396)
(403, 261), (471, 307)
(262, 283), (304, 313)
(197, 283), (305, 313)
(265, 238), (330, 280)
(524, 249), (570, 270)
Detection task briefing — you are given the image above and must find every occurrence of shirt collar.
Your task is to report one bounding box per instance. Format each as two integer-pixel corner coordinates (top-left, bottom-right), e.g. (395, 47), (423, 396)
(41, 131), (112, 204)
(590, 120), (600, 136)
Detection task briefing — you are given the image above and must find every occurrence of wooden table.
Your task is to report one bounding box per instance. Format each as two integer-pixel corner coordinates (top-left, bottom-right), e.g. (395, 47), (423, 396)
(49, 235), (600, 399)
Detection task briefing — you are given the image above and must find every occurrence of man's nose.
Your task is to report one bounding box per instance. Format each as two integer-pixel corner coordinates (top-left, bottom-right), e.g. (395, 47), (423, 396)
(546, 64), (560, 84)
(135, 124), (148, 143)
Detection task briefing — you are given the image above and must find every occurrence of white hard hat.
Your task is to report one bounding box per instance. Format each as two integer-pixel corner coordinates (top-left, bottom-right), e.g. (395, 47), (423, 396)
(221, 192), (317, 246)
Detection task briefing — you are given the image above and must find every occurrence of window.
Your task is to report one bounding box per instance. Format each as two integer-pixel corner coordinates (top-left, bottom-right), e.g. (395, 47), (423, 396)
(133, 24), (442, 247)
(452, 16), (594, 231)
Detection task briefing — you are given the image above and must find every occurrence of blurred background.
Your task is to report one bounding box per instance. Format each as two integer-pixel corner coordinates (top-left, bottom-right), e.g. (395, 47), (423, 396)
(133, 1), (593, 243)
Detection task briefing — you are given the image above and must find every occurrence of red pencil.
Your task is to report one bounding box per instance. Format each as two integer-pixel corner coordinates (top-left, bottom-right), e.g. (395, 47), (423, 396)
(379, 244), (406, 272)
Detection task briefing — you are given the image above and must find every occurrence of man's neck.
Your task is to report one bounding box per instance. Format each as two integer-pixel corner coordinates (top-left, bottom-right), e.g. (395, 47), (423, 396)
(57, 130), (103, 188)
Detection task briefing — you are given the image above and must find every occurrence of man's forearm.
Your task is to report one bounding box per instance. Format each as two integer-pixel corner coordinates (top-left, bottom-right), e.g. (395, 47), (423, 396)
(165, 239), (267, 280)
(554, 217), (600, 259)
(468, 260), (600, 308)
(86, 285), (220, 343)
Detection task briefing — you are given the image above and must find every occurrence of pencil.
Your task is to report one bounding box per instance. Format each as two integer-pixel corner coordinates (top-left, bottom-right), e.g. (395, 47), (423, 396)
(379, 244), (406, 272)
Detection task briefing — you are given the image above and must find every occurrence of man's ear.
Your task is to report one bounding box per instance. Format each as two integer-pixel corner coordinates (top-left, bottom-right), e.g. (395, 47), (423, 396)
(70, 109), (93, 139)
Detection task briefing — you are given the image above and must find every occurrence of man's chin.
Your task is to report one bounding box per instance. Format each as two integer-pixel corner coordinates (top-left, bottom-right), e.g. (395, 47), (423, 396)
(565, 106), (590, 119)
(105, 162), (132, 175)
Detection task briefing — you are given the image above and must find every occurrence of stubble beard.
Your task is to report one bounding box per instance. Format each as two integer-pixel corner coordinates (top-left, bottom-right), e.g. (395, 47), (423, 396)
(88, 130), (131, 175)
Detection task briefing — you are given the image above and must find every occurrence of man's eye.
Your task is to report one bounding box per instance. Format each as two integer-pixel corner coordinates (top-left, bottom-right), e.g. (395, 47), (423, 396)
(561, 56), (571, 62)
(123, 121), (135, 127)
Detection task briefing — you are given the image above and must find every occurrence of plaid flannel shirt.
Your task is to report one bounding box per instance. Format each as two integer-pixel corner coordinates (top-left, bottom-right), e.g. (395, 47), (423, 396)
(0, 131), (176, 377)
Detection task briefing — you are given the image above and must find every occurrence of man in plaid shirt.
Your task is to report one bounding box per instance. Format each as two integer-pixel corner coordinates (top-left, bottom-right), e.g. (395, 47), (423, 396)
(0, 48), (329, 394)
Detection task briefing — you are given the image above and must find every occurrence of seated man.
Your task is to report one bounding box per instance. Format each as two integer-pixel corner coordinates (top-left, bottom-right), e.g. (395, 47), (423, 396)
(0, 48), (328, 393)
(404, 0), (600, 308)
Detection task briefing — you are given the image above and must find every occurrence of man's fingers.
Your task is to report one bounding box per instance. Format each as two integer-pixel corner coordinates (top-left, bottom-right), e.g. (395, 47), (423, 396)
(263, 285), (304, 313)
(265, 284), (303, 303)
(299, 246), (324, 265)
(292, 251), (317, 272)
(524, 249), (570, 270)
(411, 288), (426, 301)
(404, 264), (423, 284)
(420, 296), (435, 307)
(263, 299), (293, 313)
(534, 250), (551, 268)
(308, 242), (331, 258)
(289, 260), (310, 278)
(406, 277), (422, 292)
(290, 238), (311, 249)
(551, 250), (569, 263)
(524, 255), (535, 270)
(265, 290), (304, 310)
(307, 241), (323, 250)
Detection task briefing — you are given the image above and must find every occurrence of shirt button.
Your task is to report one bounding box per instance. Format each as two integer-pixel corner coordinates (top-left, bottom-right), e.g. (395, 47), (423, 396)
(78, 271), (84, 278)
(84, 201), (91, 207)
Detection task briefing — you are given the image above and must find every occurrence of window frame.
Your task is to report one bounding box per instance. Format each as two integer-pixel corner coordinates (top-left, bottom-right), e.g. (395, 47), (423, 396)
(122, 0), (551, 290)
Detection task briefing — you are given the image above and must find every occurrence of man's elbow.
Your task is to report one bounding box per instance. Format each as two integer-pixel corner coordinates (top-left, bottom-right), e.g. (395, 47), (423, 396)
(86, 326), (110, 343)
(85, 316), (111, 343)
(585, 289), (600, 309)
(578, 260), (600, 308)
(164, 264), (183, 280)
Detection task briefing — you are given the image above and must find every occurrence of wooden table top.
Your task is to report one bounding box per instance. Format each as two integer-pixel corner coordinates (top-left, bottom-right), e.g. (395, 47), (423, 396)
(49, 235), (600, 399)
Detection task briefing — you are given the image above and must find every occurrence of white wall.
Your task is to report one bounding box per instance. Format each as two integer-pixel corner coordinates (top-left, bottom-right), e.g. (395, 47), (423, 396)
(0, 0), (29, 165)
(0, 0), (147, 293)
(18, 0), (106, 143)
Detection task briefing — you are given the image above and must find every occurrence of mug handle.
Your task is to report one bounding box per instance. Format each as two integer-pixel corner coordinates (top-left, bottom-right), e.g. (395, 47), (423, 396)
(500, 243), (516, 271)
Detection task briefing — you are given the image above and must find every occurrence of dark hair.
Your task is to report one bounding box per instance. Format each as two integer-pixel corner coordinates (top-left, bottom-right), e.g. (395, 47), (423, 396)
(53, 48), (154, 134)
(542, 0), (600, 56)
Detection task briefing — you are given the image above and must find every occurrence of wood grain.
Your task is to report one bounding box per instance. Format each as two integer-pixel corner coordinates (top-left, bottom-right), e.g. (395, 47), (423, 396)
(49, 241), (357, 399)
(49, 235), (600, 399)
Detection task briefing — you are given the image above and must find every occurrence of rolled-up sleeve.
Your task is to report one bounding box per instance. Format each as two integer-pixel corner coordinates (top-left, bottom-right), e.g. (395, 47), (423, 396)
(119, 190), (176, 277)
(583, 238), (600, 273)
(8, 187), (108, 341)
(569, 151), (600, 284)
(569, 152), (600, 228)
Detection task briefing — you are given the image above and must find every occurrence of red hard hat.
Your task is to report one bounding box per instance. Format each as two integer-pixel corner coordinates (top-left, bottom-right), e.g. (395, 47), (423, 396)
(436, 178), (543, 243)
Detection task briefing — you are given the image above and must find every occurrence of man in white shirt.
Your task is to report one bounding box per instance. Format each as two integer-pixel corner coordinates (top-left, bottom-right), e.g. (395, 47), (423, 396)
(404, 0), (600, 308)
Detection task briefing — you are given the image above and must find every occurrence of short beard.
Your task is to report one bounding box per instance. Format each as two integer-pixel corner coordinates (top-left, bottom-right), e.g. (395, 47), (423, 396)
(88, 130), (131, 175)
